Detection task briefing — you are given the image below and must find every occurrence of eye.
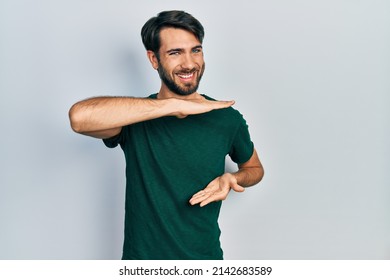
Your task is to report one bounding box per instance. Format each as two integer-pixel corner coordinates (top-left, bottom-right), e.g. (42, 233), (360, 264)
(192, 48), (202, 54)
(169, 51), (180, 56)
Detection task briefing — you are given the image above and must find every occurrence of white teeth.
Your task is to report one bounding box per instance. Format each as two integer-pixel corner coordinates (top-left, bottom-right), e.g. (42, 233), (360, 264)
(178, 73), (193, 79)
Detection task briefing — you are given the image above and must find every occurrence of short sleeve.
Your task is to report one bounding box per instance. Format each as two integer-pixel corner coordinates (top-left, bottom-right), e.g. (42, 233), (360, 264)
(228, 115), (254, 164)
(102, 127), (125, 148)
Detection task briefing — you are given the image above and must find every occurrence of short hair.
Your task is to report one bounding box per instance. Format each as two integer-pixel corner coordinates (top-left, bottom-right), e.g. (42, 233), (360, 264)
(141, 10), (205, 54)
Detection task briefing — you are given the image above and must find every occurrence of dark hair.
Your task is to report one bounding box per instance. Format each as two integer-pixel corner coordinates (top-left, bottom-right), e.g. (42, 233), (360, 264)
(141, 10), (205, 54)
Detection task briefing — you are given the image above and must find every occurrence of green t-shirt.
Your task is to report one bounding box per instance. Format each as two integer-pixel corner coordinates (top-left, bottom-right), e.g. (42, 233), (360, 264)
(103, 94), (254, 260)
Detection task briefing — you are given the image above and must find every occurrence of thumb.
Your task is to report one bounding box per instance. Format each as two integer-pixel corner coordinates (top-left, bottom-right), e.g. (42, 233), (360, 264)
(231, 183), (245, 193)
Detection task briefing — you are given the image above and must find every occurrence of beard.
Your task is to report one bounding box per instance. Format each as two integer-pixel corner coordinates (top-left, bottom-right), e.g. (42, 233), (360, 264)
(157, 60), (205, 96)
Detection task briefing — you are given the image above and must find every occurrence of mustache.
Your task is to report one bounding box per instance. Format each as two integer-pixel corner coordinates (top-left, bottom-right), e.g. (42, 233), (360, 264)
(175, 68), (199, 74)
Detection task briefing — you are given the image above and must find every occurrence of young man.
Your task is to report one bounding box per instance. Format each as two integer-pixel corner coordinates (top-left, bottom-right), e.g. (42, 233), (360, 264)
(69, 10), (264, 260)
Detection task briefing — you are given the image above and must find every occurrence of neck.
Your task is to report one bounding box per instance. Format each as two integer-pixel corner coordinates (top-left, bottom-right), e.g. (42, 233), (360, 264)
(156, 84), (202, 100)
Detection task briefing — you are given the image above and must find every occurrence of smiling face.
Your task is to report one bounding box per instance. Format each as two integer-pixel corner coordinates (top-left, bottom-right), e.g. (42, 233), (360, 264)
(148, 28), (205, 97)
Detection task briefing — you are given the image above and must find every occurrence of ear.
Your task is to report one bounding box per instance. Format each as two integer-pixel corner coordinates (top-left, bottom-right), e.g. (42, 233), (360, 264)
(147, 51), (159, 70)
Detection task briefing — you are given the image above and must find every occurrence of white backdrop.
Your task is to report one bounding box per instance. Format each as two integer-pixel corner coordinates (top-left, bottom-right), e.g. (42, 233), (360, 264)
(1, 0), (389, 259)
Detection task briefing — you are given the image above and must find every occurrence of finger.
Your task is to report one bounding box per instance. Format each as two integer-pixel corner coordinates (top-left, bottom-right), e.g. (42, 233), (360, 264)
(199, 197), (215, 207)
(213, 100), (235, 109)
(190, 189), (208, 199)
(191, 181), (219, 199)
(189, 192), (213, 205)
(189, 178), (221, 205)
(197, 188), (228, 206)
(231, 183), (245, 193)
(199, 192), (226, 207)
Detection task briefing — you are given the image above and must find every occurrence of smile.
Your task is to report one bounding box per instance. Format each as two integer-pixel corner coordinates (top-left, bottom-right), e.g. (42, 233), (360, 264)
(177, 72), (194, 79)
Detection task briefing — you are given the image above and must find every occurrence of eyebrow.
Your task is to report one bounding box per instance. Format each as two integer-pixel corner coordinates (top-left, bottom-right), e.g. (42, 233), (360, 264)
(166, 45), (203, 54)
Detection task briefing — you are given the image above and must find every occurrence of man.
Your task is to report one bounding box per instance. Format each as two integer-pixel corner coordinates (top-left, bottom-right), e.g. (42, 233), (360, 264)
(69, 10), (264, 260)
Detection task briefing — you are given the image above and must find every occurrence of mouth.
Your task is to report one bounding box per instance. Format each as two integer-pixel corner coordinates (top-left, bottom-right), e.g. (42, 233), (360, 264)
(176, 72), (195, 81)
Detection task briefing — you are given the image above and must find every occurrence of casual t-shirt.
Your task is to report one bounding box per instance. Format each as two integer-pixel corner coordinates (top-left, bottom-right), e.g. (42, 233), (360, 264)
(103, 94), (254, 260)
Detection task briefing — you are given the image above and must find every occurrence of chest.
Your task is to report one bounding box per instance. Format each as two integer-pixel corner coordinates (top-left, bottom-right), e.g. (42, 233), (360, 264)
(126, 114), (237, 168)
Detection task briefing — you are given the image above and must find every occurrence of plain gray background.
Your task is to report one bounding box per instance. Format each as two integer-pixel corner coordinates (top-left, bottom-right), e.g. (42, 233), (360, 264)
(1, 0), (389, 259)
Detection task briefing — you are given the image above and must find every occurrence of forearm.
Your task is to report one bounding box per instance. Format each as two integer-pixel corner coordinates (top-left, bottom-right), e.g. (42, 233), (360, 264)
(233, 165), (264, 187)
(69, 96), (174, 134)
(232, 148), (264, 187)
(69, 95), (234, 138)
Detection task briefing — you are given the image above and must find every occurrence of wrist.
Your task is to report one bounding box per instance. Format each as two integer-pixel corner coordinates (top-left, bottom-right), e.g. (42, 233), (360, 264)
(158, 98), (180, 117)
(222, 172), (238, 184)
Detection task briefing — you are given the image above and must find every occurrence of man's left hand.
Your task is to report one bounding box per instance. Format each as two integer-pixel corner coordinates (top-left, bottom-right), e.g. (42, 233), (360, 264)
(189, 173), (245, 207)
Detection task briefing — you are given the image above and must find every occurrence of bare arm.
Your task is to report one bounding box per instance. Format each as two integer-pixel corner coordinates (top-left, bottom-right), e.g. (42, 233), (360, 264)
(189, 149), (264, 207)
(234, 149), (264, 187)
(69, 96), (235, 139)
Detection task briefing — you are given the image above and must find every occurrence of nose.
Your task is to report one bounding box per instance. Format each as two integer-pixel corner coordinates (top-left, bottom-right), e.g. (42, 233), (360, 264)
(180, 53), (196, 70)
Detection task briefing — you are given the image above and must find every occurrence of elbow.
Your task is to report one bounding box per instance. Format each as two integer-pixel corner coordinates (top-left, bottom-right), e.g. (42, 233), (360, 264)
(254, 166), (265, 186)
(68, 104), (84, 133)
(258, 166), (264, 184)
